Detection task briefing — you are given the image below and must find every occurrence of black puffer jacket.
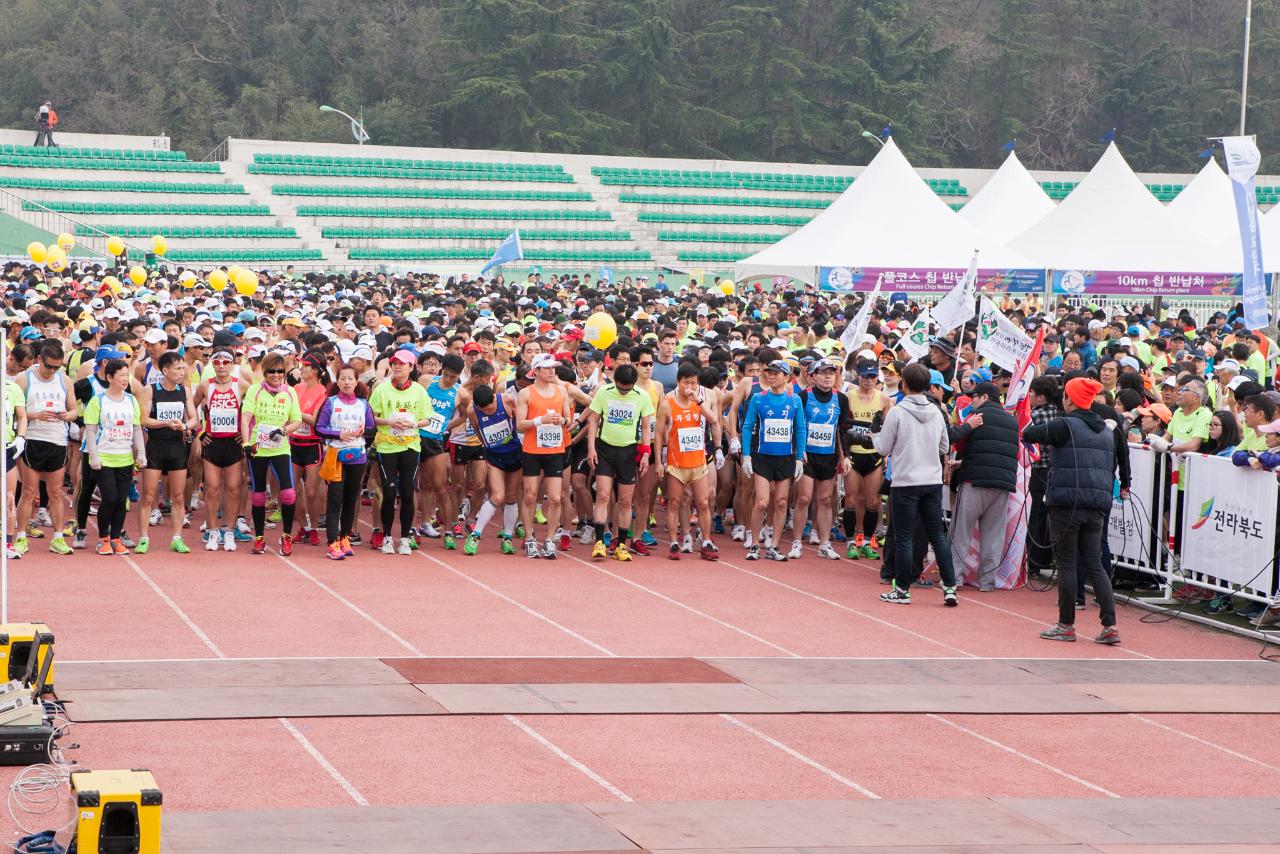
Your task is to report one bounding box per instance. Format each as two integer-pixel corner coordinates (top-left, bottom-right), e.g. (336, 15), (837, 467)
(952, 401), (1019, 492)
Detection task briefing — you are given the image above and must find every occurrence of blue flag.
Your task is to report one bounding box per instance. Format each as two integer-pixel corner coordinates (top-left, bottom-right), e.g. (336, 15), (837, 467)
(879, 124), (892, 140)
(1222, 136), (1269, 329)
(1099, 128), (1116, 143)
(1001, 139), (1017, 153)
(1196, 147), (1215, 159)
(480, 230), (523, 274)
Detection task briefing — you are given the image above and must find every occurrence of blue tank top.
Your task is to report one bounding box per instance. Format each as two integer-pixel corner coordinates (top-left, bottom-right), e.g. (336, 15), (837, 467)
(421, 378), (459, 440)
(475, 394), (521, 457)
(753, 392), (800, 456)
(803, 391), (839, 454)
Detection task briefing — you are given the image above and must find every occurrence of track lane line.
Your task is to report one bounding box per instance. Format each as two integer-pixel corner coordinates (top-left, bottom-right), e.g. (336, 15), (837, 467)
(926, 713), (1121, 798)
(278, 717), (369, 806)
(719, 714), (880, 798)
(123, 554), (226, 659)
(1130, 714), (1280, 773)
(505, 714), (632, 801)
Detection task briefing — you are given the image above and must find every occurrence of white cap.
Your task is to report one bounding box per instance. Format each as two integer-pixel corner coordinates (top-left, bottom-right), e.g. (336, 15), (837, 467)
(102, 308), (120, 319)
(182, 333), (210, 348)
(243, 328), (266, 342)
(142, 328), (167, 344)
(1227, 374), (1250, 391)
(336, 339), (356, 362)
(246, 344), (266, 359)
(532, 353), (558, 370)
(351, 344), (373, 362)
(1216, 359), (1241, 374)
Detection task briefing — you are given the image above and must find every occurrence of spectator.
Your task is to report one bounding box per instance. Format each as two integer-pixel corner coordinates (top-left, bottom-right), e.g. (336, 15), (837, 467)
(949, 381), (1018, 590)
(34, 100), (57, 148)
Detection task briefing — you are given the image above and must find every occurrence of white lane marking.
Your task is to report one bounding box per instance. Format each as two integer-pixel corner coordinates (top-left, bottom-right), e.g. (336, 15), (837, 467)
(1130, 714), (1280, 773)
(716, 557), (977, 658)
(279, 717), (369, 806)
(505, 714), (631, 801)
(414, 549), (618, 657)
(560, 551), (800, 657)
(927, 713), (1121, 798)
(961, 595), (1156, 660)
(719, 713), (880, 798)
(124, 555), (226, 659)
(273, 550), (425, 656)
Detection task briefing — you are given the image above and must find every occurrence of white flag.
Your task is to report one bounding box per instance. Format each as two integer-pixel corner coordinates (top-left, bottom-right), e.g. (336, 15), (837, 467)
(932, 253), (978, 334)
(898, 309), (933, 360)
(976, 296), (1034, 372)
(840, 274), (883, 353)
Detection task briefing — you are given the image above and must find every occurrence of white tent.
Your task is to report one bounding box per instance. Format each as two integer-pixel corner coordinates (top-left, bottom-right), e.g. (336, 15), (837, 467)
(958, 150), (1054, 244)
(734, 138), (1037, 285)
(1166, 158), (1236, 244)
(1007, 143), (1225, 273)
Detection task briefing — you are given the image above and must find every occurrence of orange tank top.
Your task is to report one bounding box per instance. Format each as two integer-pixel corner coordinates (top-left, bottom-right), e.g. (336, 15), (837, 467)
(521, 383), (567, 455)
(666, 392), (706, 469)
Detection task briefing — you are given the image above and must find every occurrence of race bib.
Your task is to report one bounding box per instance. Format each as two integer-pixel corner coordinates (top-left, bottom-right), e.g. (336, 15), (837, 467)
(257, 423), (284, 450)
(807, 423), (835, 448)
(762, 418), (791, 444)
(677, 426), (704, 453)
(535, 423), (562, 449)
(423, 412), (445, 436)
(155, 402), (185, 422)
(606, 401), (637, 425)
(209, 405), (237, 433)
(482, 420), (512, 447)
(105, 422), (132, 447)
(390, 408), (417, 438)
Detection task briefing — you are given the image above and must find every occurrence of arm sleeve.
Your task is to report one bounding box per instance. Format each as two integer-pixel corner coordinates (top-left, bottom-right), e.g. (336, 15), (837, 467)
(741, 394), (759, 457)
(871, 407), (897, 457)
(364, 401), (376, 432)
(1114, 427), (1131, 490)
(835, 392), (851, 458)
(314, 398), (339, 438)
(793, 395), (807, 459)
(1022, 419), (1068, 446)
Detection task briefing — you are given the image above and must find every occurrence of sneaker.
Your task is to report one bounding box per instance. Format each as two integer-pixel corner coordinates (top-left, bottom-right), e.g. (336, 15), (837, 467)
(464, 533), (480, 555)
(861, 543), (881, 560)
(943, 586), (958, 607)
(223, 530), (237, 552)
(443, 534), (456, 550)
(452, 521), (466, 539)
(1204, 595), (1234, 614)
(500, 535), (514, 555)
(234, 528), (253, 542)
(534, 508), (547, 525)
(119, 531), (135, 549)
(746, 544), (760, 561)
(630, 539), (649, 557)
(762, 525), (774, 546)
(514, 522), (525, 539)
(801, 521), (813, 542)
(558, 530), (572, 552)
(1039, 623), (1077, 642)
(361, 490), (372, 507)
(831, 526), (846, 543)
(348, 531), (361, 546)
(668, 542), (681, 561)
(817, 543), (839, 560)
(846, 541), (859, 559)
(280, 534), (294, 557)
(189, 494), (201, 512)
(398, 537), (412, 556)
(765, 546), (787, 562)
(370, 529), (386, 550)
(640, 530), (658, 547)
(149, 509), (163, 526)
(327, 542), (345, 560)
(911, 578), (934, 589)
(134, 536), (150, 555)
(420, 523), (441, 539)
(206, 530), (221, 551)
(730, 524), (745, 542)
(1075, 601), (1087, 610)
(183, 513), (192, 529)
(700, 541), (719, 561)
(72, 529), (87, 550)
(97, 538), (113, 556)
(308, 529), (321, 547)
(1094, 626), (1122, 644)
(266, 507), (283, 524)
(13, 533), (27, 555)
(880, 585), (911, 604)
(252, 536), (267, 554)
(1252, 606), (1280, 628)
(524, 539), (541, 559)
(128, 482), (140, 503)
(381, 536), (395, 555)
(111, 538), (128, 556)
(613, 542), (632, 562)
(35, 507), (52, 528)
(24, 521), (43, 539)
(592, 540), (608, 560)
(541, 539), (558, 560)
(1236, 602), (1268, 621)
(681, 533), (694, 553)
(49, 537), (71, 556)
(712, 515), (725, 535)
(743, 531), (754, 550)
(579, 526), (596, 546)
(236, 517), (253, 536)
(171, 537), (190, 554)
(807, 527), (820, 546)
(787, 540), (803, 560)
(5, 543), (18, 560)
(341, 537), (354, 557)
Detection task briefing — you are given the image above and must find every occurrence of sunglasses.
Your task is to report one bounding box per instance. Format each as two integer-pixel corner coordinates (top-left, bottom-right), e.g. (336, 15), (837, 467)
(213, 359), (233, 366)
(637, 361), (653, 367)
(41, 361), (62, 371)
(265, 369), (286, 375)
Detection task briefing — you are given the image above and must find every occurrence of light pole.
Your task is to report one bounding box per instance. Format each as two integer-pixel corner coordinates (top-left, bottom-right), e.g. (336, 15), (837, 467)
(1240, 0), (1254, 134)
(860, 130), (885, 147)
(319, 105), (369, 145)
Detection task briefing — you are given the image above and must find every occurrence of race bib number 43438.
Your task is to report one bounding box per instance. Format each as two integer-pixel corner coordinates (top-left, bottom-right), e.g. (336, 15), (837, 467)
(762, 418), (791, 444)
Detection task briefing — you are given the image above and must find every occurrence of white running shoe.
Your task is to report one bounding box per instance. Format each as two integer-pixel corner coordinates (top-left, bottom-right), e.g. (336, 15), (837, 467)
(183, 513), (191, 529)
(35, 508), (52, 528)
(150, 509), (163, 526)
(765, 546), (787, 562)
(762, 525), (774, 547)
(807, 528), (820, 545)
(541, 539), (558, 560)
(817, 543), (840, 560)
(205, 530), (220, 551)
(681, 534), (694, 553)
(5, 544), (18, 560)
(730, 525), (745, 542)
(382, 538), (395, 555)
(579, 526), (596, 545)
(397, 537), (412, 555)
(223, 529), (237, 552)
(788, 540), (803, 560)
(189, 494), (201, 511)
(743, 531), (754, 550)
(236, 517), (252, 536)
(421, 523), (442, 539)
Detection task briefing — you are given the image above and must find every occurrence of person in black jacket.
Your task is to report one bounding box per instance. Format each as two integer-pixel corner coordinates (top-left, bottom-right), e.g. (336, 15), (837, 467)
(1022, 376), (1122, 644)
(949, 382), (1019, 590)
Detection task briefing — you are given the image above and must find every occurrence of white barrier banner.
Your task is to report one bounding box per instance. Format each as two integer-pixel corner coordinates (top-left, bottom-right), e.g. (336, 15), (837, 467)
(1108, 444), (1157, 565)
(1180, 453), (1277, 597)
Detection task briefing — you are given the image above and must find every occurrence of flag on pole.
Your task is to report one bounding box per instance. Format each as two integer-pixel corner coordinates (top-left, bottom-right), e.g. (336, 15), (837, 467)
(480, 230), (523, 274)
(840, 274), (883, 353)
(898, 309), (933, 360)
(1221, 136), (1269, 330)
(931, 253), (978, 334)
(351, 120), (369, 143)
(976, 296), (1034, 372)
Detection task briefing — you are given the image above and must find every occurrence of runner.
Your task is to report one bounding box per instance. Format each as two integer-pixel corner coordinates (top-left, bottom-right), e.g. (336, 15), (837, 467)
(420, 353), (463, 549)
(194, 348), (252, 551)
(515, 353), (571, 559)
(585, 362), (656, 561)
(241, 352), (304, 555)
(314, 362), (374, 560)
(290, 350), (330, 546)
(463, 383), (522, 556)
(14, 339), (75, 556)
(790, 357), (852, 560)
(82, 358), (144, 556)
(368, 349), (433, 555)
(654, 362), (720, 560)
(136, 350), (196, 554)
(842, 359), (892, 558)
(740, 359), (807, 561)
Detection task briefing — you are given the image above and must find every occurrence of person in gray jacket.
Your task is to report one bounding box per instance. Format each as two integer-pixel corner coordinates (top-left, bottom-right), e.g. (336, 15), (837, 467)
(872, 363), (958, 606)
(949, 382), (1019, 590)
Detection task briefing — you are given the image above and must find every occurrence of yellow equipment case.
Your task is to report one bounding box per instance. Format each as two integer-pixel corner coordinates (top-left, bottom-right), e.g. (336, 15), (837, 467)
(0, 623), (54, 691)
(69, 769), (162, 854)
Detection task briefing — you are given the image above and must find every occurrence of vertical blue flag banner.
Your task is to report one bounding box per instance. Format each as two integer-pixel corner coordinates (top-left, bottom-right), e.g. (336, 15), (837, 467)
(480, 230), (523, 274)
(1222, 136), (1269, 329)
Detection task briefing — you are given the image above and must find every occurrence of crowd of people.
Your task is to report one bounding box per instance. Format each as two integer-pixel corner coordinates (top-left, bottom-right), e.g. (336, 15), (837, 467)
(3, 259), (1278, 643)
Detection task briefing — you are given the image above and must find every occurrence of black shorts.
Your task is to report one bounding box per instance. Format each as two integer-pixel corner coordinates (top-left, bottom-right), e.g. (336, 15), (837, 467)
(803, 453), (838, 482)
(291, 443), (320, 467)
(485, 452), (523, 474)
(421, 437), (447, 459)
(522, 453), (565, 478)
(145, 440), (188, 474)
(595, 442), (638, 485)
(849, 453), (884, 477)
(204, 435), (244, 468)
(5, 447), (16, 472)
(21, 439), (66, 473)
(752, 453), (795, 483)
(569, 437), (591, 476)
(450, 442), (483, 465)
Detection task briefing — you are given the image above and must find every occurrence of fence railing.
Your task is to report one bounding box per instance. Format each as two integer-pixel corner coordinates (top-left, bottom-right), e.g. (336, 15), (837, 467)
(198, 137), (232, 163)
(0, 189), (150, 261)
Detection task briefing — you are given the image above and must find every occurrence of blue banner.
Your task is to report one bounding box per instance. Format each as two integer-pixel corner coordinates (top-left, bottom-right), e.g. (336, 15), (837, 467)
(1222, 136), (1269, 329)
(818, 266), (1044, 293)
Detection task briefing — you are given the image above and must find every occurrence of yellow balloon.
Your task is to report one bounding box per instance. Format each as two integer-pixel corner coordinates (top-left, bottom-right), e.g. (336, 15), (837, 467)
(47, 255), (66, 273)
(26, 242), (46, 264)
(128, 266), (147, 286)
(57, 232), (74, 252)
(232, 267), (257, 296)
(584, 312), (617, 350)
(720, 282), (735, 295)
(208, 270), (229, 291)
(45, 246), (66, 267)
(152, 235), (168, 257)
(106, 236), (125, 257)
(102, 275), (121, 292)
(178, 270), (196, 288)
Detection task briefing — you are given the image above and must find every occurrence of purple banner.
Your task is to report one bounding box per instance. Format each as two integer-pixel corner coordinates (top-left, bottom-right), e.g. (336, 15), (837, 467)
(820, 266), (1044, 293)
(1051, 269), (1267, 297)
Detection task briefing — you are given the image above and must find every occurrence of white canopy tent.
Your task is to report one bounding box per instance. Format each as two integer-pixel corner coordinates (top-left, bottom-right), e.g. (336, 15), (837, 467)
(958, 150), (1055, 244)
(733, 138), (1037, 285)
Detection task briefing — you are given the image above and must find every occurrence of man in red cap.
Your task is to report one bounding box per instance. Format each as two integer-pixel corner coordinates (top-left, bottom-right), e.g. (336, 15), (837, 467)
(1022, 376), (1123, 644)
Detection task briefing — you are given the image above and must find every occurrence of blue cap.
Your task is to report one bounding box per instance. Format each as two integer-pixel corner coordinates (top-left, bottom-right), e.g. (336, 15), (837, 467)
(396, 342), (418, 353)
(972, 367), (993, 383)
(929, 369), (952, 390)
(94, 346), (125, 362)
(1127, 325), (1141, 335)
(1158, 328), (1173, 338)
(237, 310), (257, 322)
(765, 359), (791, 374)
(229, 322), (246, 335)
(18, 325), (41, 341)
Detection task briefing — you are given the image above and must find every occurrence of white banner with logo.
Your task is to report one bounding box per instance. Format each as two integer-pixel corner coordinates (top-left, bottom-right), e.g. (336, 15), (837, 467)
(898, 309), (932, 360)
(1221, 135), (1269, 330)
(1179, 453), (1278, 600)
(1108, 444), (1158, 567)
(976, 296), (1034, 372)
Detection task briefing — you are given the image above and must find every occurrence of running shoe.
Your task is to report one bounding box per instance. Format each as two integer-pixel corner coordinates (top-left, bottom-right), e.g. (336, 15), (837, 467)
(861, 543), (881, 560)
(712, 515), (725, 535)
(681, 534), (694, 553)
(308, 529), (321, 547)
(341, 537), (354, 557)
(97, 538), (113, 556)
(6, 543), (19, 560)
(252, 536), (267, 555)
(24, 521), (43, 539)
(912, 578), (934, 589)
(35, 508), (52, 528)
(943, 586), (958, 607)
(370, 529), (386, 550)
(592, 540), (608, 560)
(361, 490), (372, 507)
(224, 530), (237, 552)
(72, 529), (87, 550)
(236, 517), (253, 537)
(149, 509), (163, 526)
(13, 533), (27, 555)
(327, 542), (345, 560)
(408, 535), (419, 550)
(500, 535), (514, 555)
(743, 531), (754, 550)
(111, 538), (128, 556)
(846, 541), (860, 559)
(807, 528), (820, 545)
(579, 526), (595, 545)
(419, 523), (441, 539)
(1094, 626), (1121, 644)
(802, 521), (812, 542)
(398, 537), (412, 556)
(787, 540), (803, 560)
(128, 482), (140, 503)
(206, 530), (221, 551)
(764, 546), (786, 562)
(119, 531), (135, 549)
(443, 533), (456, 550)
(524, 539), (541, 559)
(381, 537), (395, 555)
(640, 530), (658, 547)
(558, 530), (572, 551)
(514, 522), (525, 539)
(1039, 623), (1077, 642)
(464, 532), (480, 555)
(170, 537), (190, 554)
(745, 544), (760, 561)
(534, 507), (547, 525)
(280, 534), (294, 557)
(880, 587), (911, 604)
(762, 525), (774, 546)
(1204, 595), (1234, 614)
(700, 541), (719, 561)
(183, 513), (192, 529)
(348, 532), (361, 546)
(816, 543), (839, 560)
(630, 539), (649, 557)
(541, 539), (558, 560)
(266, 506), (283, 524)
(134, 536), (149, 555)
(832, 526), (846, 543)
(668, 542), (681, 561)
(613, 542), (632, 562)
(730, 524), (745, 542)
(49, 537), (71, 556)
